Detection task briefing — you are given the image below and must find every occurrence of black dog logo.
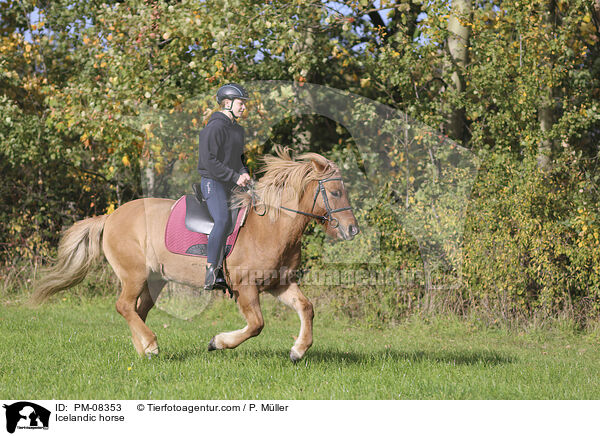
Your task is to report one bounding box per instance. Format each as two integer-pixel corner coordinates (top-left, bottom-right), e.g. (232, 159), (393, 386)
(3, 402), (50, 434)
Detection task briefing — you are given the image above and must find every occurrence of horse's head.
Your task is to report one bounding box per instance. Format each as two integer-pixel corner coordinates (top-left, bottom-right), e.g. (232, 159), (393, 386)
(242, 147), (360, 241)
(310, 157), (360, 241)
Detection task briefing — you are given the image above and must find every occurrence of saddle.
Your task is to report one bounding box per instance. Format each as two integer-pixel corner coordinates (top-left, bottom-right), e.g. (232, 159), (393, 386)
(185, 183), (240, 236)
(164, 184), (248, 258)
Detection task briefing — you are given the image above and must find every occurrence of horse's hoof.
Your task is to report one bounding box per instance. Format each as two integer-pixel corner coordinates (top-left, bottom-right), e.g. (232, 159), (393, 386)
(208, 336), (217, 351)
(145, 345), (159, 359)
(289, 349), (302, 363)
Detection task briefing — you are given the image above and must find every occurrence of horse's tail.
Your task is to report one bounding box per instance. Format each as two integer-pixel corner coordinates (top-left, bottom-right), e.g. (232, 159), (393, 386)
(29, 215), (108, 306)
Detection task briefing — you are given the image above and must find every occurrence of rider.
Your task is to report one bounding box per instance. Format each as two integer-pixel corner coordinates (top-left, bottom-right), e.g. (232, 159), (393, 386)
(198, 83), (252, 290)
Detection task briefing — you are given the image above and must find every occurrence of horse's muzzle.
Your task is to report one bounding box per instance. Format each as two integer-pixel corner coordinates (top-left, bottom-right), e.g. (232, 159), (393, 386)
(340, 224), (360, 241)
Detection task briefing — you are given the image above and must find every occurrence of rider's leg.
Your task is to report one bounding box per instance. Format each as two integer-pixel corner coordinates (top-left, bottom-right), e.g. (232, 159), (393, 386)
(200, 178), (231, 290)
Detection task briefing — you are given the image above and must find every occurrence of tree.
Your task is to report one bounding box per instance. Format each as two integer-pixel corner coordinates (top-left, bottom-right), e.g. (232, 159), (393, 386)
(446, 0), (471, 144)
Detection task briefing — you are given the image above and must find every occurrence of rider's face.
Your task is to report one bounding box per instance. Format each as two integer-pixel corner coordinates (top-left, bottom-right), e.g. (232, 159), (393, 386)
(230, 98), (246, 118)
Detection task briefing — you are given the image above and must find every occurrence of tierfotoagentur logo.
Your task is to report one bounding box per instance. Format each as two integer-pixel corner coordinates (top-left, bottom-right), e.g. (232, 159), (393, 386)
(2, 402), (50, 434)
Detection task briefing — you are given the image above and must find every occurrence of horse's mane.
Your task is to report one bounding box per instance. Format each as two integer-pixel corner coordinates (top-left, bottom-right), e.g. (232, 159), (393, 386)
(232, 146), (338, 221)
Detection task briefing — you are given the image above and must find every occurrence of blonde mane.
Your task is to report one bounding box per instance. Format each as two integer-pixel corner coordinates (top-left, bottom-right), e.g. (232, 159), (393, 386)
(232, 146), (339, 221)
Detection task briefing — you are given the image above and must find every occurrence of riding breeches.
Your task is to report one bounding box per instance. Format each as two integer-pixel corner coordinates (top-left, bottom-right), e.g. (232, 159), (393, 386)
(200, 178), (232, 267)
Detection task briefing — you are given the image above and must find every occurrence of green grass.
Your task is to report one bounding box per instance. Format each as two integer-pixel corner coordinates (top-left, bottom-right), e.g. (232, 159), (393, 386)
(1, 294), (599, 399)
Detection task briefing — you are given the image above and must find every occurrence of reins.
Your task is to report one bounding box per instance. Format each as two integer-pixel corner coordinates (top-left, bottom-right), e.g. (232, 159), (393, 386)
(247, 177), (352, 228)
(245, 180), (267, 216)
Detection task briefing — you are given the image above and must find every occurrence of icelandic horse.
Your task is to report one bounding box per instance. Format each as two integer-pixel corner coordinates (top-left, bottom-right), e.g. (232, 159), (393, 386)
(30, 148), (359, 362)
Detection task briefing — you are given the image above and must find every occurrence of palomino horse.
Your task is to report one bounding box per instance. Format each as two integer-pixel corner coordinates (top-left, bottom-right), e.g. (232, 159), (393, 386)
(31, 148), (359, 361)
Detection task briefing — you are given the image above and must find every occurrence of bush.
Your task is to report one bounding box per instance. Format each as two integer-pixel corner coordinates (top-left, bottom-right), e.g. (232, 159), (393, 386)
(464, 155), (600, 326)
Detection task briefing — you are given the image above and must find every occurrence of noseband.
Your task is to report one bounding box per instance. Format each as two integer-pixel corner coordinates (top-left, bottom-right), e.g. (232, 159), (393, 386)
(279, 177), (353, 228)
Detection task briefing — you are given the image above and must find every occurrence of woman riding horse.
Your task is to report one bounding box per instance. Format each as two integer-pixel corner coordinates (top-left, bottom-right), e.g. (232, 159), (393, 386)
(197, 83), (252, 291)
(30, 114), (360, 362)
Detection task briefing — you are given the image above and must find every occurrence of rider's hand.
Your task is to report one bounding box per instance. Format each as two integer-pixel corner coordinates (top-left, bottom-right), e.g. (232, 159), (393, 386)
(236, 173), (251, 187)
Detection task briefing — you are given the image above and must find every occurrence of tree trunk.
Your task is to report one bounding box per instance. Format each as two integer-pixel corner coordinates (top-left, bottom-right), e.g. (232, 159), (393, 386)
(446, 0), (472, 144)
(537, 0), (558, 171)
(537, 90), (555, 170)
(592, 0), (600, 34)
(145, 160), (155, 197)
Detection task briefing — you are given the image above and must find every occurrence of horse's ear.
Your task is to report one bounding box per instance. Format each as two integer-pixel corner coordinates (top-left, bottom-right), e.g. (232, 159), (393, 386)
(311, 158), (329, 174)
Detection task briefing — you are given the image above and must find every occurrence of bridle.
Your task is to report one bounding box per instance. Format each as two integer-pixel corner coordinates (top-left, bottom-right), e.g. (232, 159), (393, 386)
(278, 177), (353, 228)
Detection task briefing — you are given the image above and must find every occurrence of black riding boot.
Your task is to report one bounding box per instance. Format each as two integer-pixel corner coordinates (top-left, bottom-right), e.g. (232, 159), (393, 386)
(204, 264), (229, 291)
(204, 264), (218, 290)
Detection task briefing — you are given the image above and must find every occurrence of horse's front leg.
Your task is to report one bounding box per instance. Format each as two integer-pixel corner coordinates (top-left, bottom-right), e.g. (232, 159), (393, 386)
(208, 285), (264, 351)
(270, 282), (314, 362)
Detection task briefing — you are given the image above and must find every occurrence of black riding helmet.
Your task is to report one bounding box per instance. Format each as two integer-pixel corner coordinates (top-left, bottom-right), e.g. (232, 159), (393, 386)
(216, 83), (249, 104)
(216, 83), (249, 120)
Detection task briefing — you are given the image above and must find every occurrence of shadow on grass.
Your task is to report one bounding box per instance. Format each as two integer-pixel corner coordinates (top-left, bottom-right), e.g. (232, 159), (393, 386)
(305, 349), (515, 366)
(162, 347), (515, 367)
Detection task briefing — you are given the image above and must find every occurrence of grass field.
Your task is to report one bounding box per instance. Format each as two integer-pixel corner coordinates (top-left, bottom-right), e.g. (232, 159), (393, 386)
(1, 293), (599, 400)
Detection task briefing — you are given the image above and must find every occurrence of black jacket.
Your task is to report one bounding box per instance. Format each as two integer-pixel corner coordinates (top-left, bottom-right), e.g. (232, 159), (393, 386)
(197, 111), (248, 184)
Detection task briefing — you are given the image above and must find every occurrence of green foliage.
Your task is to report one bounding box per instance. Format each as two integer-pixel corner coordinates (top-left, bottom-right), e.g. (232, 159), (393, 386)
(464, 155), (600, 324)
(1, 0), (599, 325)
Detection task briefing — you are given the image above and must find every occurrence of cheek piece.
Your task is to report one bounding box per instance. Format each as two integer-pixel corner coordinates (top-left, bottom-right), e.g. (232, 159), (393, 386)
(278, 178), (352, 229)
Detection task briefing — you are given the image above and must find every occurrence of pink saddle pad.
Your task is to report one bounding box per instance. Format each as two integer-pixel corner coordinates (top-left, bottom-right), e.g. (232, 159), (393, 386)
(165, 196), (246, 258)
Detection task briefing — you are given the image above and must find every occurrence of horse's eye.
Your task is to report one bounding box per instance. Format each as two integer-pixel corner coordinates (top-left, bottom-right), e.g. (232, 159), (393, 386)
(331, 190), (341, 198)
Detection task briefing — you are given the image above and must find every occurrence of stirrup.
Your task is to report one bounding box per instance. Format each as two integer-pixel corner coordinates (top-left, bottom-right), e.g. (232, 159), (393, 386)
(214, 269), (231, 293)
(215, 268), (234, 298)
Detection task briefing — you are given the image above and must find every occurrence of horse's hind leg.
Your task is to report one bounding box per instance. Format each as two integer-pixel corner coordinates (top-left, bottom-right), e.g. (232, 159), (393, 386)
(208, 285), (264, 351)
(269, 283), (314, 362)
(130, 279), (165, 353)
(116, 277), (160, 357)
(103, 213), (161, 358)
(136, 285), (154, 322)
(136, 278), (165, 322)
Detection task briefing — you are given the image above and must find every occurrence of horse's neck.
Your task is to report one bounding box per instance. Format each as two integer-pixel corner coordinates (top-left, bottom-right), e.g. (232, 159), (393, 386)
(273, 191), (314, 245)
(248, 187), (316, 254)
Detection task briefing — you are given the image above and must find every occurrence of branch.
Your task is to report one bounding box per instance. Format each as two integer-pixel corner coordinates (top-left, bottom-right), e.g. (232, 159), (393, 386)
(367, 9), (386, 29)
(362, 2), (423, 44)
(62, 161), (126, 190)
